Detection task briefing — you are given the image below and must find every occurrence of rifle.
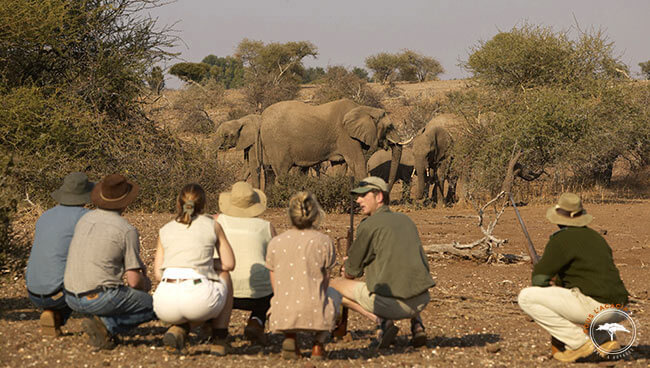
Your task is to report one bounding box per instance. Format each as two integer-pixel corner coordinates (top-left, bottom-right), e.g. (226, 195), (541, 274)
(509, 193), (565, 352)
(508, 192), (540, 264)
(333, 177), (355, 339)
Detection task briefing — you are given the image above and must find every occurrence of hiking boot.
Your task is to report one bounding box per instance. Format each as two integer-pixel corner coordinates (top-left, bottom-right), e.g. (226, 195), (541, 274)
(376, 319), (398, 349)
(552, 340), (596, 362)
(243, 318), (266, 344)
(281, 333), (301, 359)
(596, 340), (621, 358)
(410, 319), (427, 348)
(40, 310), (62, 337)
(213, 337), (230, 356)
(163, 324), (189, 354)
(551, 336), (566, 355)
(82, 316), (115, 350)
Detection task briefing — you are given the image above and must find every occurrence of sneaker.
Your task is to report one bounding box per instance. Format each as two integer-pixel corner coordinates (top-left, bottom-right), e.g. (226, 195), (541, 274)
(243, 318), (266, 344)
(552, 340), (596, 362)
(40, 310), (62, 337)
(82, 316), (115, 350)
(377, 319), (398, 349)
(281, 333), (301, 360)
(311, 342), (326, 361)
(163, 325), (189, 354)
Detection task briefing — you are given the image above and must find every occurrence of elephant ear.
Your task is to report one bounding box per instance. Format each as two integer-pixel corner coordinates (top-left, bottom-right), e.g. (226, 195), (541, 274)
(235, 116), (260, 150)
(342, 107), (385, 150)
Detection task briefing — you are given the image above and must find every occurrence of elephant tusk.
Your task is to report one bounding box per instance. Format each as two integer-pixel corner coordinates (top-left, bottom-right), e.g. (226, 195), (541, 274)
(398, 136), (414, 145)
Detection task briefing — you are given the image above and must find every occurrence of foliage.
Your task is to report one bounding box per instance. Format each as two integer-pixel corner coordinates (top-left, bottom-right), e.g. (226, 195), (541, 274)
(145, 66), (165, 94)
(302, 67), (326, 83)
(398, 50), (444, 82)
(640, 60), (650, 79)
(266, 173), (354, 213)
(171, 80), (224, 134)
(202, 55), (245, 89)
(365, 52), (400, 84)
(352, 67), (370, 81)
(0, 0), (176, 119)
(0, 155), (19, 272)
(169, 62), (211, 83)
(405, 98), (444, 132)
(464, 24), (628, 90)
(313, 66), (383, 107)
(235, 39), (318, 111)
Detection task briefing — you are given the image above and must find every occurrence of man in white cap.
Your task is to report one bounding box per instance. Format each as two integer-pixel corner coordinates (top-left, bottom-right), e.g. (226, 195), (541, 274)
(26, 172), (94, 337)
(518, 193), (629, 362)
(331, 176), (435, 349)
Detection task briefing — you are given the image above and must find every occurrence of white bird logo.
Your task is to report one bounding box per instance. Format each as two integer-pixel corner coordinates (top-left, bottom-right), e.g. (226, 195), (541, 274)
(597, 323), (630, 341)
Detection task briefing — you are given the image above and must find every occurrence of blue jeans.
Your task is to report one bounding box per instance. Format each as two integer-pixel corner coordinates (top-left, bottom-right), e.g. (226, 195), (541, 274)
(28, 290), (73, 325)
(65, 286), (156, 335)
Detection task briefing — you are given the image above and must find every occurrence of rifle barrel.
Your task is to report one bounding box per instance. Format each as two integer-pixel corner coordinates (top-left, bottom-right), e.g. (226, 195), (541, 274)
(509, 192), (540, 264)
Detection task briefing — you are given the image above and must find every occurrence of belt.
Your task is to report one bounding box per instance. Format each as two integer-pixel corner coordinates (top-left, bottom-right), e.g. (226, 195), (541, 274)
(162, 278), (203, 285)
(27, 287), (63, 298)
(64, 286), (119, 298)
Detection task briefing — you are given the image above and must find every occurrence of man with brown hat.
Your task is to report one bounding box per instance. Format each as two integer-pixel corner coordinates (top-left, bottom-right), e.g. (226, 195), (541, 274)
(64, 174), (155, 350)
(331, 176), (435, 349)
(518, 193), (629, 362)
(26, 172), (94, 337)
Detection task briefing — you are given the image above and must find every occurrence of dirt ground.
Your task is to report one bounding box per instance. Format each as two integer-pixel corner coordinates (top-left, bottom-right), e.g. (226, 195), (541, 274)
(1, 198), (648, 367)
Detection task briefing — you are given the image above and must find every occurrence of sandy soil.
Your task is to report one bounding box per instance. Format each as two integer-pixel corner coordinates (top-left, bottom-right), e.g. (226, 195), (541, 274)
(1, 199), (648, 367)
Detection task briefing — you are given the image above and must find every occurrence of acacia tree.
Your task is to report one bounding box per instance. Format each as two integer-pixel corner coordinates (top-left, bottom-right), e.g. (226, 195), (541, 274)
(365, 52), (400, 84)
(235, 39), (318, 110)
(202, 55), (244, 88)
(398, 50), (444, 82)
(169, 62), (211, 83)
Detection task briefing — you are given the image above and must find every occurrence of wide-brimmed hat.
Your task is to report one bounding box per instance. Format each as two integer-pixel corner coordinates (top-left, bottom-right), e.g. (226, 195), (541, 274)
(219, 181), (267, 218)
(546, 193), (593, 227)
(51, 172), (94, 205)
(351, 176), (388, 194)
(91, 174), (139, 210)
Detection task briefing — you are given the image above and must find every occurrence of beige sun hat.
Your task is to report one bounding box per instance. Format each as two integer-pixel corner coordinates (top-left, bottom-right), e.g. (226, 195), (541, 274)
(219, 181), (267, 218)
(350, 176), (388, 194)
(545, 193), (593, 227)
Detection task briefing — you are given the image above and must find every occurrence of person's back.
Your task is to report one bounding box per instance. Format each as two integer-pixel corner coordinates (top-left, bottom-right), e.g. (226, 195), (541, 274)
(26, 172), (93, 337)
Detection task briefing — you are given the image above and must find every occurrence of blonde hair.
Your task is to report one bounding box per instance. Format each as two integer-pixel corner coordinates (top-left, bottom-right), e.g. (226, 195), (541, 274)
(288, 191), (324, 229)
(175, 183), (206, 227)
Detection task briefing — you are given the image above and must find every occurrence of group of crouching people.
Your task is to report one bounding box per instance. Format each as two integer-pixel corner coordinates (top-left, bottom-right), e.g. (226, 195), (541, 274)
(26, 171), (630, 362)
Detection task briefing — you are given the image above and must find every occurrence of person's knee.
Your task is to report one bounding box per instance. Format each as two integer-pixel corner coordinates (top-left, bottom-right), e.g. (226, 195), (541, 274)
(518, 287), (535, 310)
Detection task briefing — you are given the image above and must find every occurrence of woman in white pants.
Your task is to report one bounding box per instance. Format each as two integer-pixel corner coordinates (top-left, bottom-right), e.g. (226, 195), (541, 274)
(153, 183), (235, 355)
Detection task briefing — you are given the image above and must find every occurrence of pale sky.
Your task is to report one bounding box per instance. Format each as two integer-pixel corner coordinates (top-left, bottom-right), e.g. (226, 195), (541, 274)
(148, 0), (650, 88)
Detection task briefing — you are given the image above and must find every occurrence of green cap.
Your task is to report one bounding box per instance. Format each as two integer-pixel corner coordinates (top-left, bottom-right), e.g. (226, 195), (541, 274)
(351, 176), (388, 194)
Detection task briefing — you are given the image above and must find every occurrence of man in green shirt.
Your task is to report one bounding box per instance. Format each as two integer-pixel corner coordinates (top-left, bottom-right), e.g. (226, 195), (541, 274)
(331, 177), (435, 349)
(518, 193), (629, 362)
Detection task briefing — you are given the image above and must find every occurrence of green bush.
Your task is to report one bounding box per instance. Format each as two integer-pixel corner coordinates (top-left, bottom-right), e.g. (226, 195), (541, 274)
(202, 55), (245, 89)
(266, 173), (354, 213)
(640, 60), (650, 80)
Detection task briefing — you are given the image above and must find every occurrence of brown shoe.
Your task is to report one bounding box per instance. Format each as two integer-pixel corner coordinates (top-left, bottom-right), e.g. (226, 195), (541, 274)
(377, 319), (398, 349)
(244, 318), (266, 344)
(552, 340), (596, 362)
(163, 324), (189, 354)
(213, 337), (231, 356)
(282, 333), (301, 360)
(82, 316), (115, 350)
(40, 310), (62, 337)
(311, 342), (326, 361)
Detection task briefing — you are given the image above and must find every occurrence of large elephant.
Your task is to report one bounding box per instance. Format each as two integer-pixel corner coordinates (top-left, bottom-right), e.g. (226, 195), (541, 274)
(214, 114), (262, 188)
(260, 99), (412, 193)
(412, 115), (456, 205)
(367, 147), (415, 201)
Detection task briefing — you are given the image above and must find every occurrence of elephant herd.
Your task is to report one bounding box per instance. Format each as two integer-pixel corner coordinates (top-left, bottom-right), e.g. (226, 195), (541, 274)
(214, 98), (457, 206)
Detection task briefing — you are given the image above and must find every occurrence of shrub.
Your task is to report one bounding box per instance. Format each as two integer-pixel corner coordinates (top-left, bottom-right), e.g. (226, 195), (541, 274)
(365, 52), (400, 84)
(640, 60), (650, 80)
(302, 67), (326, 83)
(266, 173), (354, 213)
(202, 55), (245, 89)
(314, 66), (383, 107)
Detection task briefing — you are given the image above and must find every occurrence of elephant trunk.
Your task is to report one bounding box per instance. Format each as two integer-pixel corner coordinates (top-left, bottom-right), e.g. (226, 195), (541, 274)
(414, 156), (427, 200)
(387, 144), (402, 194)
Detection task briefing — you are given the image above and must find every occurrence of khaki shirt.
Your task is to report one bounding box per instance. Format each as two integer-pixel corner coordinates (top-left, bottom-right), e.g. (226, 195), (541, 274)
(345, 206), (435, 299)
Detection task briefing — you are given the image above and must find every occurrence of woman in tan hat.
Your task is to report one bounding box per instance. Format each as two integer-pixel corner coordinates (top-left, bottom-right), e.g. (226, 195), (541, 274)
(265, 191), (342, 360)
(215, 181), (276, 345)
(152, 183), (235, 355)
(518, 193), (629, 362)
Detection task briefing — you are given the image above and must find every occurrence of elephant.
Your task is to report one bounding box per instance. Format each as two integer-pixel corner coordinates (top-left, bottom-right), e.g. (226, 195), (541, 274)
(259, 99), (413, 193)
(367, 147), (415, 201)
(412, 115), (456, 206)
(214, 114), (263, 188)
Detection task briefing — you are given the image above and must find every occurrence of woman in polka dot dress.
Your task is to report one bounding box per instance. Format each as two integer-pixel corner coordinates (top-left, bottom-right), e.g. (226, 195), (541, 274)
(265, 191), (342, 360)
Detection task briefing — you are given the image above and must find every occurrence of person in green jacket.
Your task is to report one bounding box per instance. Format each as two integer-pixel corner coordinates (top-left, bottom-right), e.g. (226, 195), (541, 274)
(331, 176), (435, 349)
(518, 193), (629, 363)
